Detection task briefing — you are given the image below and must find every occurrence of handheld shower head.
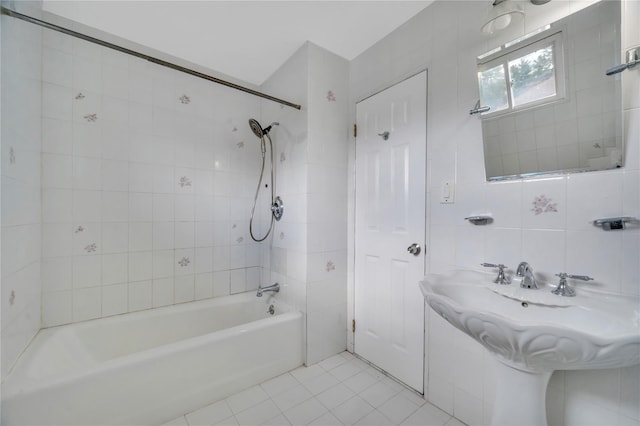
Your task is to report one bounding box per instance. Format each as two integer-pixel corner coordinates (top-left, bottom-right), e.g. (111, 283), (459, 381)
(248, 119), (279, 138)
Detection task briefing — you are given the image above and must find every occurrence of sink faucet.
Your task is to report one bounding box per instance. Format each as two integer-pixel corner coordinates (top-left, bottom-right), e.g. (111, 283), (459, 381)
(256, 282), (279, 297)
(516, 262), (539, 289)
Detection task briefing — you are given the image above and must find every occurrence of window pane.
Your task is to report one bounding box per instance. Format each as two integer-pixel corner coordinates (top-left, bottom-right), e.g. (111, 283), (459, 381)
(509, 45), (556, 107)
(478, 64), (508, 113)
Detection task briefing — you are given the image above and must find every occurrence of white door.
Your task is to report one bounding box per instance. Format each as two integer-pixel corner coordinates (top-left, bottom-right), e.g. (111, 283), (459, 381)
(354, 71), (427, 393)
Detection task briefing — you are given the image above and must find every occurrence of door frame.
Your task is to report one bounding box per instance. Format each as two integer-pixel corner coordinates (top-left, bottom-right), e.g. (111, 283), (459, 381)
(348, 69), (429, 391)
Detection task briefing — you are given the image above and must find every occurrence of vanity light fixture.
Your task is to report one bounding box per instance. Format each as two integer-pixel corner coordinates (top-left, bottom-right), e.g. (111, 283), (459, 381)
(482, 0), (553, 35)
(481, 0), (525, 35)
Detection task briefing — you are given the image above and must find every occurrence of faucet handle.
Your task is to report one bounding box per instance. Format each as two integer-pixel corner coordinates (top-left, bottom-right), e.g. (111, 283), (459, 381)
(481, 262), (506, 269)
(481, 263), (510, 285)
(552, 273), (594, 297)
(561, 273), (594, 282)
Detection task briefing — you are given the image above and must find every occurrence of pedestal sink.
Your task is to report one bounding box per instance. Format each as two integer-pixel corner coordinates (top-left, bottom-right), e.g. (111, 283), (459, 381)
(419, 270), (640, 426)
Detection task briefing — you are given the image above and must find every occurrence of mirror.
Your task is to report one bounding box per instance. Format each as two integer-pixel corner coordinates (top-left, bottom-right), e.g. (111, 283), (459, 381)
(479, 1), (622, 181)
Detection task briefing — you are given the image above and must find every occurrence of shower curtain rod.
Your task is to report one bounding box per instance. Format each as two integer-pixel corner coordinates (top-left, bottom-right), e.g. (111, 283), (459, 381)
(1, 7), (302, 111)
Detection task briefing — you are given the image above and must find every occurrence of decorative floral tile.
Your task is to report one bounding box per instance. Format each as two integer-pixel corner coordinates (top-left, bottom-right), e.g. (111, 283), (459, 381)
(84, 243), (97, 253)
(326, 261), (336, 272)
(593, 142), (602, 149)
(531, 194), (558, 215)
(236, 141), (245, 149)
(9, 147), (15, 165)
(179, 94), (191, 104)
(75, 225), (85, 233)
(326, 90), (336, 102)
(236, 237), (244, 243)
(178, 257), (190, 267)
(75, 92), (85, 100)
(232, 126), (238, 132)
(179, 176), (192, 187)
(83, 113), (98, 123)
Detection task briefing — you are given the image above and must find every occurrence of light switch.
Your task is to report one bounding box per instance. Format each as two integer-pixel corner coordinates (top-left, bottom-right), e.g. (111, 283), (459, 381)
(440, 180), (454, 204)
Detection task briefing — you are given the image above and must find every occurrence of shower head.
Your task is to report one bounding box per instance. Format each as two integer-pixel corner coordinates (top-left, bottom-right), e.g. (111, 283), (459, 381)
(248, 119), (279, 138)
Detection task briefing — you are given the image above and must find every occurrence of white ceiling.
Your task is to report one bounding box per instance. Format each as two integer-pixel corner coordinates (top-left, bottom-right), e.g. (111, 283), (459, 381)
(42, 1), (434, 86)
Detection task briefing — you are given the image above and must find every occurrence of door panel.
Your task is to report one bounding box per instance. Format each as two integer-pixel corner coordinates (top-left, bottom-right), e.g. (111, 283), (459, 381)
(354, 71), (427, 393)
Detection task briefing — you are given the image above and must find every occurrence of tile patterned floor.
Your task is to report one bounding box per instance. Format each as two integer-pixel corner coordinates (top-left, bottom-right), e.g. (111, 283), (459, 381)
(161, 352), (465, 426)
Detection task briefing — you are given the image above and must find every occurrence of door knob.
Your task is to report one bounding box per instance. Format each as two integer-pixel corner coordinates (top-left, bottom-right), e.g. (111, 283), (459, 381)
(407, 243), (421, 256)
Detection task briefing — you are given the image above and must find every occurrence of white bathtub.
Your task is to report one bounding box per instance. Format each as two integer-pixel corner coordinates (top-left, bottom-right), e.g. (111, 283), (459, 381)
(2, 292), (303, 425)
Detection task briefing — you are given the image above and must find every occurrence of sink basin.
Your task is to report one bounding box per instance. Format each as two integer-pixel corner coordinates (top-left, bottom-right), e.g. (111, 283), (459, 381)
(420, 270), (640, 426)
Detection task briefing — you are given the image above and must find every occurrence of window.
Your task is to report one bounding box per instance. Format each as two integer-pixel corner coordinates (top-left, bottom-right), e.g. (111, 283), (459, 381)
(477, 29), (565, 116)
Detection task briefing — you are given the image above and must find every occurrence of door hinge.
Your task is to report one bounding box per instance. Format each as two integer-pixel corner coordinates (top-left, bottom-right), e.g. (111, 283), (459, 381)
(352, 319), (356, 333)
(353, 123), (357, 138)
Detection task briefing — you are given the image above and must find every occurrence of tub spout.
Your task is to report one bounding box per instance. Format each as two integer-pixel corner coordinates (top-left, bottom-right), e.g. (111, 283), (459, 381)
(257, 282), (279, 297)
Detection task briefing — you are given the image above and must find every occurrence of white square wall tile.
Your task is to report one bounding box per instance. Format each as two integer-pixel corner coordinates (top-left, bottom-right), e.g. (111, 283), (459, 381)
(72, 255), (102, 288)
(102, 283), (128, 316)
(102, 253), (128, 285)
(128, 280), (152, 312)
(73, 287), (102, 321)
(174, 275), (194, 303)
(42, 290), (73, 327)
(42, 257), (72, 292)
(153, 277), (174, 307)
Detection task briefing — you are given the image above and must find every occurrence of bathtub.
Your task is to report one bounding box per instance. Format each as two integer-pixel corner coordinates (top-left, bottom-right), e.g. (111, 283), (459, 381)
(2, 292), (303, 425)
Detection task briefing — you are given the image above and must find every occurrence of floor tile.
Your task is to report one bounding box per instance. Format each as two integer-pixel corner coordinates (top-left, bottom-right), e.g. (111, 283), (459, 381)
(213, 416), (239, 426)
(445, 417), (466, 426)
(377, 394), (420, 424)
(226, 386), (270, 414)
(318, 354), (348, 371)
(301, 372), (341, 395)
(272, 384), (313, 412)
(308, 412), (344, 426)
(343, 370), (378, 393)
(290, 365), (325, 383)
(354, 409), (394, 426)
(399, 388), (426, 406)
(174, 353), (462, 426)
(160, 416), (188, 426)
(235, 399), (281, 426)
(260, 373), (300, 398)
(400, 402), (452, 426)
(186, 400), (233, 425)
(331, 396), (374, 425)
(358, 380), (400, 408)
(283, 398), (328, 425)
(316, 383), (356, 410)
(329, 360), (367, 381)
(261, 414), (292, 426)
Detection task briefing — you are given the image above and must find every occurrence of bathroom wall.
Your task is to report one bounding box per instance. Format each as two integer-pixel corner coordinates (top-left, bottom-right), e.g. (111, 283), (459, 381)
(39, 26), (264, 327)
(349, 1), (639, 425)
(261, 42), (349, 365)
(1, 3), (43, 378)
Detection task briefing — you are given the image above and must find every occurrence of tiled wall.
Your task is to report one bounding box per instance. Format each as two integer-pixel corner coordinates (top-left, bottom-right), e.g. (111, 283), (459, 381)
(260, 42), (349, 365)
(39, 27), (263, 327)
(349, 1), (639, 425)
(1, 10), (43, 378)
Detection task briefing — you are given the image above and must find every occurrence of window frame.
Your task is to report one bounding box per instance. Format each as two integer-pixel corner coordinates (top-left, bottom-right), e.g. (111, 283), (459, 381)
(477, 28), (566, 118)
